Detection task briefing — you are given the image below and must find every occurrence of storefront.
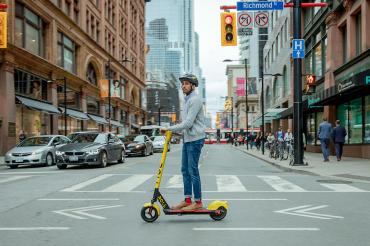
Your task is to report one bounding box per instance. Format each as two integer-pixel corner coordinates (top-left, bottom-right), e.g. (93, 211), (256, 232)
(309, 68), (370, 158)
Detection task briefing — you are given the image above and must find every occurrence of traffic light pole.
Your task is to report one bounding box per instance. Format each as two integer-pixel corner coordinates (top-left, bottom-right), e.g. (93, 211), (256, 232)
(292, 0), (304, 165)
(244, 58), (249, 150)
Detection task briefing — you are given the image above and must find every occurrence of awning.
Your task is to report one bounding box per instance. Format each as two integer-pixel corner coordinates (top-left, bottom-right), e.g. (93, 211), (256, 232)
(16, 95), (60, 114)
(264, 108), (288, 118)
(59, 108), (89, 120)
(110, 120), (124, 128)
(88, 114), (108, 125)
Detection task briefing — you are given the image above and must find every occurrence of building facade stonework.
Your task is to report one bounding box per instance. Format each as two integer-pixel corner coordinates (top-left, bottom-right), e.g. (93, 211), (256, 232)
(0, 0), (149, 155)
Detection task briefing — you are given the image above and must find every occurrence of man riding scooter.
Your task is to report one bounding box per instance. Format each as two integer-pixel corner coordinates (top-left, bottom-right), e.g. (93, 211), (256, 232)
(161, 74), (206, 210)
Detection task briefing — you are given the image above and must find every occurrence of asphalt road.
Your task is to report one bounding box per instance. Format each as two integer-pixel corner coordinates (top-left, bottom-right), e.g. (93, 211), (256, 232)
(1, 144), (370, 246)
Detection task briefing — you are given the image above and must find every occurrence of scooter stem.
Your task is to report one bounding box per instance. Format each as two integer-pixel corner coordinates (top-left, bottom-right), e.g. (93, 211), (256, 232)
(154, 131), (172, 189)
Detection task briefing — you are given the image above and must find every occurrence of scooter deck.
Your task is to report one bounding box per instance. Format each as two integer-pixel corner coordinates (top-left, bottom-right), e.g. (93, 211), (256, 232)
(163, 208), (217, 215)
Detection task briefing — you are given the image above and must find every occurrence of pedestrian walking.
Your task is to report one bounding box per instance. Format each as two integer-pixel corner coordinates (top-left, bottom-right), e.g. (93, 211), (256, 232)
(332, 120), (347, 161)
(19, 130), (26, 143)
(161, 74), (206, 210)
(317, 117), (332, 162)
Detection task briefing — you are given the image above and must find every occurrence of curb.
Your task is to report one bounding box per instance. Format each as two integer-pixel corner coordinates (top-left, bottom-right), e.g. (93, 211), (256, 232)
(233, 146), (319, 176)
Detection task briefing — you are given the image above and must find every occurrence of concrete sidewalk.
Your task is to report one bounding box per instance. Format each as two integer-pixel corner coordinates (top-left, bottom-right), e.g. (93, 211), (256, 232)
(236, 146), (370, 183)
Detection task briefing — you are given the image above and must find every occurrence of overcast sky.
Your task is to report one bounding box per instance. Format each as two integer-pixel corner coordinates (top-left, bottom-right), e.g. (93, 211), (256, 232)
(194, 0), (240, 125)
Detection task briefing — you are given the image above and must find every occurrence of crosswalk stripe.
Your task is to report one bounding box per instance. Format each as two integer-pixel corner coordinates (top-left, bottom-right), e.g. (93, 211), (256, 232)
(62, 174), (115, 192)
(102, 175), (153, 192)
(216, 175), (247, 192)
(320, 183), (365, 192)
(258, 175), (306, 192)
(165, 175), (183, 188)
(0, 175), (31, 184)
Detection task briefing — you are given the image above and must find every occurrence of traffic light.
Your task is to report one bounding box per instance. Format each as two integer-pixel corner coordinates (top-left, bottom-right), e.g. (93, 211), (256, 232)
(0, 12), (7, 48)
(304, 74), (316, 95)
(220, 12), (237, 46)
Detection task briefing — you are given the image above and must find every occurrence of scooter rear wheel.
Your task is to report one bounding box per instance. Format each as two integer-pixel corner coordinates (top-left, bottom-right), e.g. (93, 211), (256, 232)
(141, 206), (159, 222)
(210, 206), (227, 221)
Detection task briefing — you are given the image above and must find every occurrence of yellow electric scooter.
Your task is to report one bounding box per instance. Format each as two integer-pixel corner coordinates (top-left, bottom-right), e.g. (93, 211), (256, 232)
(141, 131), (228, 222)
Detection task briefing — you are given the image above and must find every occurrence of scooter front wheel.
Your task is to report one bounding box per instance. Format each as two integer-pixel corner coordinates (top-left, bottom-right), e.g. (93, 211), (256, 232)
(210, 206), (227, 221)
(141, 206), (159, 222)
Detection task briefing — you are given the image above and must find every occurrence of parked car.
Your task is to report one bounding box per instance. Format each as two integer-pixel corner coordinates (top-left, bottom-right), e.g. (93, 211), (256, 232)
(123, 134), (153, 157)
(4, 135), (71, 168)
(55, 132), (125, 169)
(151, 136), (170, 152)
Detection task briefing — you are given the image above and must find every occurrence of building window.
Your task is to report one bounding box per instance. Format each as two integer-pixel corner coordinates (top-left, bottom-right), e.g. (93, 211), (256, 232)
(57, 85), (80, 109)
(365, 96), (370, 143)
(87, 97), (100, 114)
(355, 12), (362, 56)
(15, 2), (44, 57)
(341, 24), (347, 63)
(57, 32), (76, 73)
(14, 69), (48, 100)
(314, 44), (322, 77)
(337, 98), (364, 144)
(86, 63), (98, 85)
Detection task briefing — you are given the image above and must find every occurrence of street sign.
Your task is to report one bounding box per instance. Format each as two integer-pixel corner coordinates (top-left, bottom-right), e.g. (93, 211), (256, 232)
(238, 28), (253, 36)
(254, 12), (269, 28)
(237, 12), (252, 28)
(292, 39), (305, 59)
(366, 76), (370, 85)
(237, 1), (284, 11)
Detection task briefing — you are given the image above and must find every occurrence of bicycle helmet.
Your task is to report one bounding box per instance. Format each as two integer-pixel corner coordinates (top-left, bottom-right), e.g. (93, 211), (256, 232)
(179, 74), (198, 87)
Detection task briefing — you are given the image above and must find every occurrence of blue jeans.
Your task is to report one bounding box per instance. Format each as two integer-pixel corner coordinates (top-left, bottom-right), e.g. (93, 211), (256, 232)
(182, 138), (204, 201)
(320, 138), (330, 160)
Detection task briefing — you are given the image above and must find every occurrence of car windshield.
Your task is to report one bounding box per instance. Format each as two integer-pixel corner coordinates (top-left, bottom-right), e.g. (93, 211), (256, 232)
(123, 135), (137, 142)
(134, 135), (145, 142)
(19, 137), (52, 147)
(152, 136), (165, 142)
(72, 133), (106, 144)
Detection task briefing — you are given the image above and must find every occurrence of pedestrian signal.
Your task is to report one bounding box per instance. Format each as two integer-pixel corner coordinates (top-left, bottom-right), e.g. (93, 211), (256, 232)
(304, 74), (316, 95)
(221, 12), (237, 46)
(0, 12), (7, 48)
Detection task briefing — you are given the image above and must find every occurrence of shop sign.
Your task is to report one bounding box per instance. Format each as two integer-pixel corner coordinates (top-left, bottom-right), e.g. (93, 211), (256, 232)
(337, 79), (354, 93)
(366, 76), (370, 85)
(308, 97), (320, 106)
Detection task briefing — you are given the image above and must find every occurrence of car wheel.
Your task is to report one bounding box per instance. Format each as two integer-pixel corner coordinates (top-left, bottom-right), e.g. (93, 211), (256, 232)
(57, 164), (67, 169)
(118, 150), (125, 163)
(142, 148), (147, 157)
(99, 151), (108, 168)
(45, 153), (54, 166)
(9, 165), (18, 169)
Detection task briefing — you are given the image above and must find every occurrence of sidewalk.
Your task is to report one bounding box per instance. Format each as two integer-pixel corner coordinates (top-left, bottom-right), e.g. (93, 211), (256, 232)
(235, 146), (370, 183)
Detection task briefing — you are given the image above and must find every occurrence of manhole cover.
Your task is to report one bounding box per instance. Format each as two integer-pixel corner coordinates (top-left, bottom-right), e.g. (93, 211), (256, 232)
(316, 179), (352, 184)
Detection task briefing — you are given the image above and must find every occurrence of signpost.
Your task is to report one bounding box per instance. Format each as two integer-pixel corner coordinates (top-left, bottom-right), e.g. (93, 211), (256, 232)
(292, 39), (305, 59)
(237, 1), (284, 11)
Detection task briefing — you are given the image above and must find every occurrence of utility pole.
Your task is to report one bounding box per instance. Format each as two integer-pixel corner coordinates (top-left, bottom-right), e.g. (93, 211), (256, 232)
(244, 58), (249, 150)
(293, 0), (304, 165)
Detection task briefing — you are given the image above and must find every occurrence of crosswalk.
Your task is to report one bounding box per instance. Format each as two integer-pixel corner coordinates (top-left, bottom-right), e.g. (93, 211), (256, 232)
(60, 174), (369, 193)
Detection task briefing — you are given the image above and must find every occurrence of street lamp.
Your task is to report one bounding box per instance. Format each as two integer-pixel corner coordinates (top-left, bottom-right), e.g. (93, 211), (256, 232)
(47, 77), (67, 136)
(106, 58), (132, 131)
(223, 58), (249, 149)
(261, 73), (283, 155)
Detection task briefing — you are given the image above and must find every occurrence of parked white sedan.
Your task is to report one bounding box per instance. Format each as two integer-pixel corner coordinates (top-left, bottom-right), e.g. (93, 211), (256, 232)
(5, 135), (71, 168)
(150, 136), (170, 153)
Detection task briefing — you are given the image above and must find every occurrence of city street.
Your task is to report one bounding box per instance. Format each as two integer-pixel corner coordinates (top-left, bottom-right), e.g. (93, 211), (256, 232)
(1, 144), (370, 246)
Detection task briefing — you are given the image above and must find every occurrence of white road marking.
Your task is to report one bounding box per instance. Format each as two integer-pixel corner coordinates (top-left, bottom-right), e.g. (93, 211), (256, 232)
(320, 183), (365, 192)
(38, 198), (120, 201)
(0, 227), (70, 231)
(0, 175), (31, 184)
(275, 205), (344, 220)
(102, 174), (152, 192)
(258, 175), (306, 192)
(53, 204), (124, 220)
(203, 198), (287, 201)
(61, 174), (115, 192)
(165, 175), (183, 188)
(0, 171), (63, 175)
(193, 228), (319, 231)
(216, 175), (247, 192)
